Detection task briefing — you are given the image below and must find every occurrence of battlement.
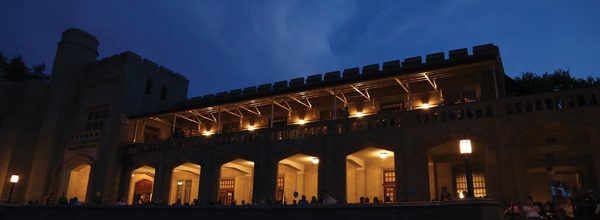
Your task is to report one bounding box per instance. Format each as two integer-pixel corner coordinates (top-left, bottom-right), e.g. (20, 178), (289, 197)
(181, 43), (500, 109)
(98, 51), (189, 82)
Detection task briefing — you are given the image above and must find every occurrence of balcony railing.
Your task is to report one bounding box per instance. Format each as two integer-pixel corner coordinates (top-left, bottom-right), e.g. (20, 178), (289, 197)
(127, 87), (600, 155)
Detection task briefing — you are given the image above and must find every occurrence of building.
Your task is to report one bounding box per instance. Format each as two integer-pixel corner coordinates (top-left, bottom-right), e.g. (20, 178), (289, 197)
(1, 28), (599, 205)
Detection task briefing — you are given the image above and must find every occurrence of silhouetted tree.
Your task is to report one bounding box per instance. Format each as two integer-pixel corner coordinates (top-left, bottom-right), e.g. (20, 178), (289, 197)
(0, 52), (47, 81)
(514, 69), (600, 94)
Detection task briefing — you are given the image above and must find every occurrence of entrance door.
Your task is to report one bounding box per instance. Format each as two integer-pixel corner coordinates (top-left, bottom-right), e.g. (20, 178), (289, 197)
(134, 179), (153, 203)
(383, 170), (395, 202)
(219, 179), (235, 205)
(275, 177), (284, 202)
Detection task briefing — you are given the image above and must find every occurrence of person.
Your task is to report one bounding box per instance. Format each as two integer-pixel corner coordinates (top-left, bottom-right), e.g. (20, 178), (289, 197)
(57, 192), (68, 205)
(440, 187), (452, 201)
(560, 198), (575, 220)
(504, 200), (521, 220)
(241, 200), (246, 206)
(298, 195), (309, 205)
(321, 191), (337, 205)
(542, 201), (556, 219)
(115, 198), (127, 206)
(364, 197), (370, 203)
(373, 197), (380, 203)
(523, 197), (541, 219)
(42, 192), (55, 205)
(70, 197), (82, 205)
(359, 197), (365, 204)
(192, 199), (199, 206)
(310, 196), (318, 204)
(173, 199), (182, 206)
(132, 193), (142, 205)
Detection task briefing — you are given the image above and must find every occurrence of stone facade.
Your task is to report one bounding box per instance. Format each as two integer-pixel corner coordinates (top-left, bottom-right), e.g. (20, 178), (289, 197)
(1, 28), (599, 206)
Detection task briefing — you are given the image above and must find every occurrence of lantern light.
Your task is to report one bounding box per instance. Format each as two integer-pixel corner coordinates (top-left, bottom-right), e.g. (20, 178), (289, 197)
(459, 139), (472, 155)
(10, 175), (19, 183)
(312, 157), (319, 164)
(379, 151), (389, 159)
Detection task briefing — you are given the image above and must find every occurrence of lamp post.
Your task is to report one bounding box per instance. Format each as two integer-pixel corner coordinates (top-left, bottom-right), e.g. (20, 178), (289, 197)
(7, 174), (19, 203)
(459, 139), (474, 198)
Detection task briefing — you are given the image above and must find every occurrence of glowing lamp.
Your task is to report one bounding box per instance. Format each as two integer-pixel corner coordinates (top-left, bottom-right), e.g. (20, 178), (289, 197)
(202, 131), (213, 136)
(355, 112), (365, 118)
(420, 103), (431, 109)
(131, 174), (135, 178)
(379, 151), (389, 159)
(459, 139), (472, 155)
(10, 175), (19, 183)
(247, 125), (256, 131)
(298, 119), (306, 125)
(312, 157), (319, 164)
(458, 191), (465, 199)
(177, 181), (183, 186)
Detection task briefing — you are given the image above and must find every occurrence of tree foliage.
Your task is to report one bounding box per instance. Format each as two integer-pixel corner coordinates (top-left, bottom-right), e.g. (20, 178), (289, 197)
(0, 52), (48, 81)
(514, 69), (600, 94)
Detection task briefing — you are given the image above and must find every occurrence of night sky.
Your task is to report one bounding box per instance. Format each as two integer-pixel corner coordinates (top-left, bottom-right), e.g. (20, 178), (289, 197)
(1, 1), (599, 98)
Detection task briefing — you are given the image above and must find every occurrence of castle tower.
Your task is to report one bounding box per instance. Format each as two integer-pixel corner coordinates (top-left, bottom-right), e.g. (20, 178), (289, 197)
(24, 28), (99, 201)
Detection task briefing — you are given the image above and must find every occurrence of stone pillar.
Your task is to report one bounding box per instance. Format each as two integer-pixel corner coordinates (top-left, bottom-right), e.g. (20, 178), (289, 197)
(394, 144), (405, 202)
(403, 137), (429, 201)
(590, 138), (600, 190)
(483, 145), (502, 200)
(197, 164), (211, 205)
(257, 161), (278, 202)
(151, 163), (166, 203)
(158, 167), (172, 204)
(318, 139), (346, 203)
(204, 164), (221, 204)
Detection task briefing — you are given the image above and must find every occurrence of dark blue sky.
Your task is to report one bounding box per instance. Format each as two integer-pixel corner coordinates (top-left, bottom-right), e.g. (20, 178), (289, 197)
(1, 0), (599, 97)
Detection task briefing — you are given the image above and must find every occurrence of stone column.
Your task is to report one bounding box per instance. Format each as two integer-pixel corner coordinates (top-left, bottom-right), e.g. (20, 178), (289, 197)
(157, 167), (172, 204)
(403, 136), (430, 201)
(197, 164), (211, 205)
(590, 137), (600, 190)
(151, 160), (166, 203)
(204, 164), (221, 204)
(318, 138), (346, 203)
(394, 144), (405, 202)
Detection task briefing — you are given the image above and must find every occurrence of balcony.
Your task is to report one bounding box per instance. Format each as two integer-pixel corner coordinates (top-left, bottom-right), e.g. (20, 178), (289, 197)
(126, 87), (600, 155)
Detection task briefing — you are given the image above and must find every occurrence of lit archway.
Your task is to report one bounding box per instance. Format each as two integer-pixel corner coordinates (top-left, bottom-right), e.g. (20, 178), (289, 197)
(169, 163), (201, 205)
(276, 154), (318, 204)
(346, 147), (395, 203)
(66, 164), (91, 202)
(128, 166), (155, 204)
(427, 139), (487, 200)
(219, 159), (254, 205)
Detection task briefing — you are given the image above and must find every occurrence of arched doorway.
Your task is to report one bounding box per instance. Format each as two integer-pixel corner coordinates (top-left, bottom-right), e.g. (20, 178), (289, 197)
(169, 163), (201, 205)
(66, 164), (91, 202)
(276, 154), (318, 204)
(427, 139), (487, 200)
(219, 159), (254, 205)
(346, 147), (395, 203)
(129, 166), (155, 204)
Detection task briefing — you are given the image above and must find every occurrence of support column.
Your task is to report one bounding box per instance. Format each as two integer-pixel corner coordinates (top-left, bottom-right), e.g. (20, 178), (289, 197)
(590, 138), (600, 190)
(402, 136), (429, 201)
(394, 144), (405, 202)
(204, 164), (221, 204)
(159, 167), (172, 204)
(198, 164), (212, 205)
(318, 140), (346, 203)
(151, 161), (166, 203)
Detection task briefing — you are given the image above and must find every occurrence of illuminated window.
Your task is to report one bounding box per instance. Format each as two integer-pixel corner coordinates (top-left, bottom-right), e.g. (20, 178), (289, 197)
(276, 177), (284, 202)
(455, 172), (487, 198)
(383, 170), (395, 202)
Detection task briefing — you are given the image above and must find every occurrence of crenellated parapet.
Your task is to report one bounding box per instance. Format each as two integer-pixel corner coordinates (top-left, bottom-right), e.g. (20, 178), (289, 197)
(177, 43), (500, 111)
(98, 51), (189, 82)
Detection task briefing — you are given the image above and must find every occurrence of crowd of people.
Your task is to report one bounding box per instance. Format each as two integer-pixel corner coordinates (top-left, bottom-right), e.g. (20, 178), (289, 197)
(503, 190), (600, 220)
